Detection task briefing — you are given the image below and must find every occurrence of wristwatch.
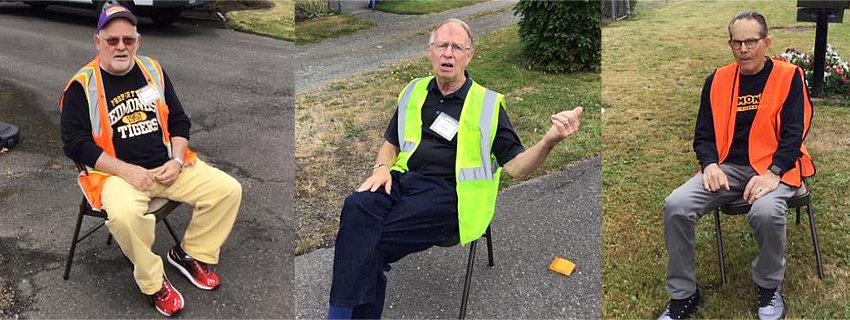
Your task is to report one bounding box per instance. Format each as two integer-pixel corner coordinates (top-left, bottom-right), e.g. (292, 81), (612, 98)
(769, 164), (782, 176)
(372, 163), (387, 169)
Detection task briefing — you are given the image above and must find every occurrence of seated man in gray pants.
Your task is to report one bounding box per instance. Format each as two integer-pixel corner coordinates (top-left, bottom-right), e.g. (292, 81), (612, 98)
(658, 11), (814, 320)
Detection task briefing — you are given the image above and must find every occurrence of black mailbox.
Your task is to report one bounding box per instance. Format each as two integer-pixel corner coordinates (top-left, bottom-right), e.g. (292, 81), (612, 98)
(797, 0), (849, 23)
(795, 0), (849, 96)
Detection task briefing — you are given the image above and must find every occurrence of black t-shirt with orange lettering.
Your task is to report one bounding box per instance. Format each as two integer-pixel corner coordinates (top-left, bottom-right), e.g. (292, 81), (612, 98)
(61, 63), (191, 169)
(693, 59), (806, 175)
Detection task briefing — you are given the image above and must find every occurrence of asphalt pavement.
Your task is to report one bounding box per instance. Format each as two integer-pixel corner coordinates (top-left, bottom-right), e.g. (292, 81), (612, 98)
(295, 156), (602, 318)
(295, 0), (520, 91)
(0, 3), (294, 318)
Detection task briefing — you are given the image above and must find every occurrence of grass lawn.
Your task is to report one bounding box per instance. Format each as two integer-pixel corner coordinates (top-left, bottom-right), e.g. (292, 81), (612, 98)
(226, 0), (295, 42)
(295, 24), (601, 254)
(375, 0), (489, 15)
(295, 14), (375, 45)
(602, 0), (850, 318)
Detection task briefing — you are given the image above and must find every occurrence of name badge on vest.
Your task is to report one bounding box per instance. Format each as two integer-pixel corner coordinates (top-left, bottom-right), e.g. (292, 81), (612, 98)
(137, 84), (159, 106)
(430, 111), (459, 141)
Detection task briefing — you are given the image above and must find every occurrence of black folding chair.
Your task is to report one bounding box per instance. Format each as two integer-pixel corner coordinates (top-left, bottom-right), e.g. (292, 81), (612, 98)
(437, 225), (494, 319)
(713, 179), (823, 285)
(62, 163), (182, 280)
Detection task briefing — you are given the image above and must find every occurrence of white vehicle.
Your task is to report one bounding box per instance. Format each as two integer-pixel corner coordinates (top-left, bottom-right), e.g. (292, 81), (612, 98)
(19, 0), (205, 26)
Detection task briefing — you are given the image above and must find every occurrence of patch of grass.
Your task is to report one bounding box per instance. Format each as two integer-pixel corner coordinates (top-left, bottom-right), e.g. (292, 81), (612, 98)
(295, 14), (375, 45)
(0, 282), (13, 318)
(226, 0), (295, 42)
(602, 0), (850, 318)
(296, 24), (601, 253)
(375, 0), (489, 15)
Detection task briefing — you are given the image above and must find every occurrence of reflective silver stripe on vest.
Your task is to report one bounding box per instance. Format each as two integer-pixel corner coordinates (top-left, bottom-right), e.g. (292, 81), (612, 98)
(136, 56), (172, 157)
(457, 89), (499, 182)
(81, 68), (103, 137)
(398, 78), (424, 153)
(137, 56), (165, 99)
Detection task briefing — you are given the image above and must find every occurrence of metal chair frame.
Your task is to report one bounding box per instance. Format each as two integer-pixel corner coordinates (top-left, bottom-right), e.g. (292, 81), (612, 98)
(713, 179), (823, 285)
(62, 163), (182, 280)
(438, 225), (494, 319)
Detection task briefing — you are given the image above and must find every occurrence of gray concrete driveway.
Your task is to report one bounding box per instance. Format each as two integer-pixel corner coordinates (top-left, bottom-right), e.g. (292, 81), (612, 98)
(295, 157), (601, 318)
(0, 3), (293, 318)
(296, 0), (520, 91)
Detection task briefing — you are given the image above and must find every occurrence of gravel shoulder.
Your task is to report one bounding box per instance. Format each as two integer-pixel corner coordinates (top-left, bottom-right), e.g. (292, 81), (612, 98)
(295, 0), (519, 91)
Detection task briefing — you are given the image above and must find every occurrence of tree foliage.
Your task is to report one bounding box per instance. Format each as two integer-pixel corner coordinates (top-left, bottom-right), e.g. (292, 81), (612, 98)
(515, 0), (601, 73)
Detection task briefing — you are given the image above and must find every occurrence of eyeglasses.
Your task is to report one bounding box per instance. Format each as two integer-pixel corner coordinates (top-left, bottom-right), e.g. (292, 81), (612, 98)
(729, 37), (763, 50)
(430, 42), (471, 54)
(100, 35), (137, 46)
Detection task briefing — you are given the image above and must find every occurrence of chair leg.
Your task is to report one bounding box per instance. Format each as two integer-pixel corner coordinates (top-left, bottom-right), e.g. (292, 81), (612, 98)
(795, 207), (801, 226)
(63, 203), (87, 280)
(806, 203), (824, 279)
(714, 208), (727, 285)
(485, 226), (494, 267)
(162, 218), (180, 244)
(459, 240), (478, 320)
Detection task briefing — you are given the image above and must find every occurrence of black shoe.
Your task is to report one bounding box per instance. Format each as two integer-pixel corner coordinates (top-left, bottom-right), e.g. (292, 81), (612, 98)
(658, 289), (703, 320)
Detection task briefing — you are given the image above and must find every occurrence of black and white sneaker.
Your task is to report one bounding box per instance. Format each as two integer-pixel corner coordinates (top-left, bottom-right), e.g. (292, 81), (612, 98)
(757, 285), (785, 320)
(658, 289), (703, 320)
(167, 245), (220, 291)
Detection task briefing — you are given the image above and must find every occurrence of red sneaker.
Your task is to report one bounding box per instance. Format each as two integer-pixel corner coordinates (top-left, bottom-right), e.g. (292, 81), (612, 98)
(167, 245), (220, 290)
(149, 276), (184, 317)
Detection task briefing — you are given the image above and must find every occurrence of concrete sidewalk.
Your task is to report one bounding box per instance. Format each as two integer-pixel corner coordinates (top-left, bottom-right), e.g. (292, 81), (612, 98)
(295, 156), (601, 318)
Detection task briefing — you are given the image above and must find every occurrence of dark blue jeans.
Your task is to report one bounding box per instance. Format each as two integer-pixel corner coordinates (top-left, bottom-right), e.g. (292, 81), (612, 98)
(329, 171), (459, 319)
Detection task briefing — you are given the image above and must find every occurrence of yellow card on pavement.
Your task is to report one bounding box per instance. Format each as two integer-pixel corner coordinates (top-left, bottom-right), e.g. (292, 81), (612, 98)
(549, 257), (576, 276)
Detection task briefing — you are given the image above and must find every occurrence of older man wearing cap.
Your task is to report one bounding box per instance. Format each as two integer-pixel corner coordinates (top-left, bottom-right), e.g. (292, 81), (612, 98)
(60, 3), (242, 317)
(327, 18), (583, 319)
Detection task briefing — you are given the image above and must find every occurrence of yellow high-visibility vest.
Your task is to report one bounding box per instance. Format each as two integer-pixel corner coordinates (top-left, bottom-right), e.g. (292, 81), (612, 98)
(391, 76), (504, 244)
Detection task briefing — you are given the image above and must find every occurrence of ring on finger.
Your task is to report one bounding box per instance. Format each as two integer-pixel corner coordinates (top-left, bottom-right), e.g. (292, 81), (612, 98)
(562, 119), (570, 126)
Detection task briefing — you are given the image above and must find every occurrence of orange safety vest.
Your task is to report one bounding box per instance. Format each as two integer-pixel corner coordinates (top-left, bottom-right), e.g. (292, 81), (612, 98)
(708, 58), (815, 187)
(59, 55), (197, 210)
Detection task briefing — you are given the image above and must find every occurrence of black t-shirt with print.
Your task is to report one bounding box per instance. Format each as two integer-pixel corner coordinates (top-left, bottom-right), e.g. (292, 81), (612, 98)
(61, 63), (191, 169)
(693, 59), (806, 174)
(384, 76), (525, 185)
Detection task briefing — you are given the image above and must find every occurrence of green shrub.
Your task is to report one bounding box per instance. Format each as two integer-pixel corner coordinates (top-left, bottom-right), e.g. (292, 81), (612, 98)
(515, 0), (601, 73)
(295, 0), (333, 20)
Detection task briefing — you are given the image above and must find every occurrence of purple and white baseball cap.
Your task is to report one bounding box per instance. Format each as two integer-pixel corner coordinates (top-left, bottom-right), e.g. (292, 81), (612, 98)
(97, 2), (137, 31)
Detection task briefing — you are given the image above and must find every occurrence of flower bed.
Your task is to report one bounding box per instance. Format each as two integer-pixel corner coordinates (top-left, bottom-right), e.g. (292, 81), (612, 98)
(774, 44), (850, 98)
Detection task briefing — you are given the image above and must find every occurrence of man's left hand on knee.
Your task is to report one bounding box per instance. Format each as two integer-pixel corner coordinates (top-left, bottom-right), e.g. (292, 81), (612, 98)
(744, 172), (781, 203)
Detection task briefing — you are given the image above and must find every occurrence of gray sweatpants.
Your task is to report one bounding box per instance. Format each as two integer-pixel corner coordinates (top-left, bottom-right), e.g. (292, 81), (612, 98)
(663, 163), (796, 299)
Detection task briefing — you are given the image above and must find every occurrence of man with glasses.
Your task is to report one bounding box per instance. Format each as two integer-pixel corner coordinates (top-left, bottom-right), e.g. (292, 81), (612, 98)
(60, 3), (242, 317)
(658, 11), (814, 320)
(327, 18), (584, 319)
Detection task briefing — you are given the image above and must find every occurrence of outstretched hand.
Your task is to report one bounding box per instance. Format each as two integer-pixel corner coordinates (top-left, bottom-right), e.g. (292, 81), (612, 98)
(544, 107), (583, 145)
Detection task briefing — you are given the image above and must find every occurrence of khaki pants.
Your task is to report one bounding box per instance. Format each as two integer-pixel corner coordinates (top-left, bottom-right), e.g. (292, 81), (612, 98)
(101, 159), (242, 295)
